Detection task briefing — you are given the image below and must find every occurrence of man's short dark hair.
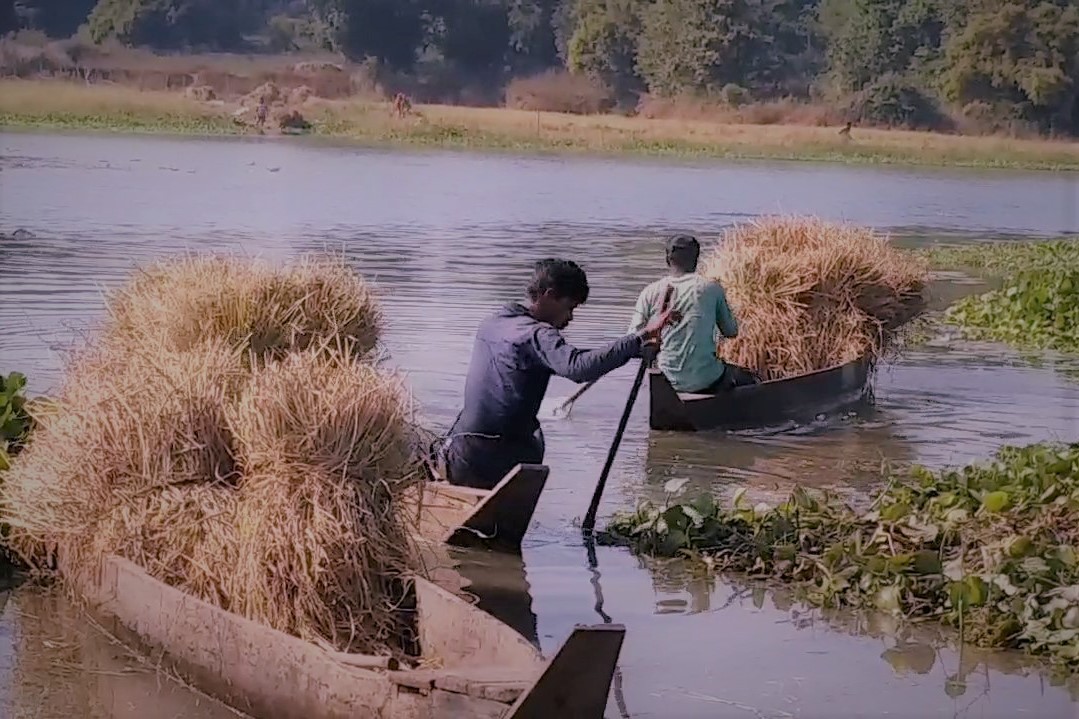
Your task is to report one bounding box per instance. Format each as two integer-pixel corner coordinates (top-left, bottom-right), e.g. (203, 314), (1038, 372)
(527, 258), (590, 304)
(666, 234), (700, 272)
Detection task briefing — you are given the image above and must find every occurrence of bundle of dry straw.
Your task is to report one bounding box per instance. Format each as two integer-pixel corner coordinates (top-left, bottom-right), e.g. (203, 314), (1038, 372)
(104, 253), (382, 363)
(703, 217), (927, 380)
(1, 253), (424, 659)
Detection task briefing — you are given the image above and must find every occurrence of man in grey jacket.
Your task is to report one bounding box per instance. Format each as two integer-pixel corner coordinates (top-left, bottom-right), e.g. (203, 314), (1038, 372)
(440, 258), (678, 490)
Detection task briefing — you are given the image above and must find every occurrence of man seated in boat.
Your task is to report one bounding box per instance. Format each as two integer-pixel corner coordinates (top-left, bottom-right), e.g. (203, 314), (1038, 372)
(629, 234), (760, 394)
(439, 258), (678, 490)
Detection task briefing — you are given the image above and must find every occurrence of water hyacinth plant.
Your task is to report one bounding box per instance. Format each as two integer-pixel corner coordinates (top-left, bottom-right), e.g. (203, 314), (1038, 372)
(604, 443), (1079, 673)
(927, 238), (1079, 355)
(0, 372), (32, 472)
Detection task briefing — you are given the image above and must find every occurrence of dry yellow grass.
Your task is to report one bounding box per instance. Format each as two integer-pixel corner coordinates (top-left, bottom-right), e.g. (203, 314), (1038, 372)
(0, 78), (227, 124)
(3, 78), (1078, 170)
(1, 253), (424, 659)
(703, 217), (928, 380)
(104, 252), (382, 363)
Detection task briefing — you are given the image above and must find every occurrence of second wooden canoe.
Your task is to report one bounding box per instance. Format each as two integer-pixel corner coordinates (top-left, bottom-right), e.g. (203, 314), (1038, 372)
(648, 354), (873, 431)
(65, 551), (625, 719)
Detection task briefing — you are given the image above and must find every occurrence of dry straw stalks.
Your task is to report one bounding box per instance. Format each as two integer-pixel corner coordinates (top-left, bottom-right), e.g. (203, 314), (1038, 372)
(2, 252), (425, 659)
(703, 217), (928, 381)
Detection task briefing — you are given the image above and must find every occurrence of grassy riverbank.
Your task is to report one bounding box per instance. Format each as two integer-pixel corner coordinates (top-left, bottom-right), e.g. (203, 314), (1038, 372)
(3, 80), (1079, 171)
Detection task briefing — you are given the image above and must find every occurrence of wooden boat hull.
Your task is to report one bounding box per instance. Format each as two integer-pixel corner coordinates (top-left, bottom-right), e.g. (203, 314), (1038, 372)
(65, 552), (625, 719)
(648, 355), (873, 432)
(410, 463), (549, 554)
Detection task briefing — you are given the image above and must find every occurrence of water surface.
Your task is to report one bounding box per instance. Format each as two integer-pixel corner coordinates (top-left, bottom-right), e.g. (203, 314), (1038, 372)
(2, 132), (1079, 718)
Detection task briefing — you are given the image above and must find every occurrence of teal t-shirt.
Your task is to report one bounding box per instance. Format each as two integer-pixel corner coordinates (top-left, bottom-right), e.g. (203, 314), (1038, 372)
(628, 273), (739, 393)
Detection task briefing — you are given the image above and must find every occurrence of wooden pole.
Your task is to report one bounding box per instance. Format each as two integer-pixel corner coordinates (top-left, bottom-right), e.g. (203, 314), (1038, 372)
(582, 285), (674, 533)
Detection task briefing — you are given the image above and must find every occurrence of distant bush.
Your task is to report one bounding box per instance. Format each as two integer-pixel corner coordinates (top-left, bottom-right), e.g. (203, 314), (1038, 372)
(847, 74), (950, 131)
(636, 94), (844, 127)
(719, 83), (749, 107)
(504, 70), (614, 115)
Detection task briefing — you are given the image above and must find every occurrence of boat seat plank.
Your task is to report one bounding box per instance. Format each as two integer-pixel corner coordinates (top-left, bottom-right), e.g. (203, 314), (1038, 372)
(431, 485), (489, 503)
(390, 666), (531, 702)
(433, 667), (531, 702)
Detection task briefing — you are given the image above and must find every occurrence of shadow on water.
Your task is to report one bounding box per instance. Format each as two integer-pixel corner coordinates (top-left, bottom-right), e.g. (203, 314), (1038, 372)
(442, 546), (541, 650)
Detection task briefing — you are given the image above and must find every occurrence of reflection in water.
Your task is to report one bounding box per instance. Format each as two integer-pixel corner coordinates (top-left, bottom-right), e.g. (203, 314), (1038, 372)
(444, 547), (541, 649)
(638, 557), (1079, 712)
(0, 585), (240, 719)
(638, 400), (916, 510)
(584, 536), (631, 719)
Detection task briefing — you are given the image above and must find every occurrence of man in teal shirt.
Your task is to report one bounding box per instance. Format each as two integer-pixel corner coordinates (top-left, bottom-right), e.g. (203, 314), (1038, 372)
(628, 234), (759, 393)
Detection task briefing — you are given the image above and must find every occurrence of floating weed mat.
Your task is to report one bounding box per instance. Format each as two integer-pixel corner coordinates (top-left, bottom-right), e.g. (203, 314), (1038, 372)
(922, 238), (1079, 277)
(603, 443), (1079, 674)
(702, 217), (928, 381)
(925, 239), (1079, 356)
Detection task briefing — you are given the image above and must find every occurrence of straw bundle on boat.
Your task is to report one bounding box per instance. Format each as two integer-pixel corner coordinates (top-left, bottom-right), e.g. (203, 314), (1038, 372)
(104, 253), (382, 362)
(1, 253), (423, 659)
(702, 217), (927, 381)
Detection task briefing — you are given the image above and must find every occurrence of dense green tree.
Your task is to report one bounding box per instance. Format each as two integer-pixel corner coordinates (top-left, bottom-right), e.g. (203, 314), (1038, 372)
(88, 0), (262, 49)
(942, 0), (1079, 133)
(636, 0), (770, 97)
(17, 0), (98, 37)
(819, 0), (960, 92)
(566, 0), (644, 98)
(1, 0), (17, 35)
(309, 0), (426, 70)
(506, 0), (561, 73)
(437, 0), (511, 76)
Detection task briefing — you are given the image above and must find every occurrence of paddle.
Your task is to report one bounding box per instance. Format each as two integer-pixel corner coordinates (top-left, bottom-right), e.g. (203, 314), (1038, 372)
(582, 285), (674, 533)
(550, 378), (598, 418)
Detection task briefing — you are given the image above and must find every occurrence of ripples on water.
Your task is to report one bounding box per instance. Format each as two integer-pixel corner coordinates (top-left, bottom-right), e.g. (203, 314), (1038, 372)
(2, 132), (1079, 718)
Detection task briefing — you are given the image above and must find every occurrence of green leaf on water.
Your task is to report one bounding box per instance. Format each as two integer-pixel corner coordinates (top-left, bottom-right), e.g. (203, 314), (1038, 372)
(982, 491), (1011, 513)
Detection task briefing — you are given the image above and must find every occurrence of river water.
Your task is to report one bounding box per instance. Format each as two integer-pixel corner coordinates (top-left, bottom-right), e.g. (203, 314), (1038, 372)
(1, 132), (1079, 718)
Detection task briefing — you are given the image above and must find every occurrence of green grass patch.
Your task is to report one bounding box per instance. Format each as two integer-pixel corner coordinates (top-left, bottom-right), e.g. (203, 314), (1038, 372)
(4, 103), (1079, 171)
(603, 442), (1079, 673)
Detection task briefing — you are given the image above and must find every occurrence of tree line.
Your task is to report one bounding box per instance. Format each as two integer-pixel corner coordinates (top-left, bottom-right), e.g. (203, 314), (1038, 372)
(4, 0), (1078, 135)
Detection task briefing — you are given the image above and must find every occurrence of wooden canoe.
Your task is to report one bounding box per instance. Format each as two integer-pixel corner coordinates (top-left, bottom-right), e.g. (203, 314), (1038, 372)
(65, 551), (625, 719)
(409, 463), (549, 554)
(648, 354), (873, 432)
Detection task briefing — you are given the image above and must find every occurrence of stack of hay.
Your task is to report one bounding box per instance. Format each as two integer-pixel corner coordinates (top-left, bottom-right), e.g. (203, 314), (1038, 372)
(1, 253), (424, 660)
(703, 217), (927, 381)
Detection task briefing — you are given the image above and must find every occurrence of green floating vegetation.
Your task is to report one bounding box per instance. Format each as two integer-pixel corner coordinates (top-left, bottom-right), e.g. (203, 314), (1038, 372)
(924, 239), (1079, 355)
(0, 372), (32, 472)
(604, 443), (1079, 673)
(924, 238), (1079, 276)
(946, 269), (1079, 354)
